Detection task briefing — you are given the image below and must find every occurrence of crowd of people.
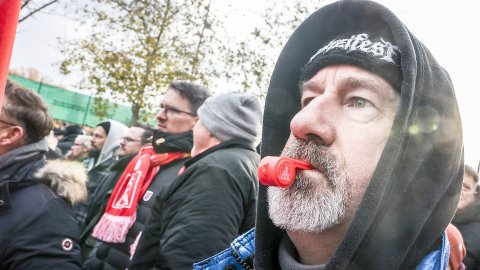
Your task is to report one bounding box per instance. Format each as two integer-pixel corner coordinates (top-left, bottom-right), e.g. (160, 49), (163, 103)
(0, 1), (478, 269)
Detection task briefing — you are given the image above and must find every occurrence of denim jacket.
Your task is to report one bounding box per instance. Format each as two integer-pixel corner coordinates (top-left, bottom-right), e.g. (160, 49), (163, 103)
(194, 228), (449, 270)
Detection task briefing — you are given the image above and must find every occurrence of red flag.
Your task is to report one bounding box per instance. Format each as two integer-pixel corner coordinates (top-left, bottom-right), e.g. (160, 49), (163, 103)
(0, 0), (21, 111)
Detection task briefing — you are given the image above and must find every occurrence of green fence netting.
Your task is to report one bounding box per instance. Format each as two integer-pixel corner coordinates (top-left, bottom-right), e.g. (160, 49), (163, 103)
(8, 74), (132, 127)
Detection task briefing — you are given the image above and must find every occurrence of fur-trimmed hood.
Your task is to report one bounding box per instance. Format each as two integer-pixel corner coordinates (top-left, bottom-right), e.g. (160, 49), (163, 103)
(35, 159), (88, 207)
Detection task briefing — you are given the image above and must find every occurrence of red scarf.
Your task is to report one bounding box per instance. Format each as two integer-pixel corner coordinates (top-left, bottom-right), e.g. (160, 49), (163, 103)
(92, 146), (189, 243)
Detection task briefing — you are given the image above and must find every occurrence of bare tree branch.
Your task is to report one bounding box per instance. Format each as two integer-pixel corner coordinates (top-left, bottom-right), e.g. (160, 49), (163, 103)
(19, 0), (61, 23)
(21, 0), (32, 9)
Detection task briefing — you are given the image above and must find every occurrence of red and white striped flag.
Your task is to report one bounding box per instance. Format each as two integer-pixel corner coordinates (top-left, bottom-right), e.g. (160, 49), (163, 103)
(0, 0), (21, 110)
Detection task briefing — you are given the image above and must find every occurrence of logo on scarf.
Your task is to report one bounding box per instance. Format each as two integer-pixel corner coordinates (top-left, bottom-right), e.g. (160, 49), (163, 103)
(310, 33), (400, 65)
(112, 172), (143, 209)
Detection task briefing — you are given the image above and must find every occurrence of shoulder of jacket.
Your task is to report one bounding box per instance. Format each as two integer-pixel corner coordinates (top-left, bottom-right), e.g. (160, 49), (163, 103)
(193, 228), (255, 270)
(34, 159), (88, 207)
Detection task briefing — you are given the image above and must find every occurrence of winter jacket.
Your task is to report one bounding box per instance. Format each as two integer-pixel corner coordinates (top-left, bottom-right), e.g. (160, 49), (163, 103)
(227, 1), (461, 269)
(79, 154), (135, 260)
(74, 156), (116, 225)
(84, 131), (194, 270)
(0, 139), (87, 269)
(453, 200), (480, 269)
(128, 139), (259, 270)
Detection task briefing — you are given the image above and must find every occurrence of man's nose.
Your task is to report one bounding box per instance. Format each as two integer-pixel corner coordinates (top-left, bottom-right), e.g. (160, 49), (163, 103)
(156, 109), (167, 121)
(290, 95), (336, 146)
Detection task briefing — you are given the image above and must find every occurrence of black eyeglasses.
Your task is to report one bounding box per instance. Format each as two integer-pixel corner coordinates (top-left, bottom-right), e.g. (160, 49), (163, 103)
(159, 104), (196, 117)
(121, 136), (141, 143)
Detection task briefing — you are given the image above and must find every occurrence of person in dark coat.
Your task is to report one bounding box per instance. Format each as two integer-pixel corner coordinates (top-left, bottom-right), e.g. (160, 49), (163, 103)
(194, 1), (463, 269)
(453, 165), (480, 269)
(128, 92), (262, 270)
(83, 81), (210, 270)
(0, 80), (88, 269)
(79, 125), (152, 260)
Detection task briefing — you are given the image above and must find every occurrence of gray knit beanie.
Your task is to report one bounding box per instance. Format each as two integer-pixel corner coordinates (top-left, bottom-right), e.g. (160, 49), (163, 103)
(197, 92), (262, 145)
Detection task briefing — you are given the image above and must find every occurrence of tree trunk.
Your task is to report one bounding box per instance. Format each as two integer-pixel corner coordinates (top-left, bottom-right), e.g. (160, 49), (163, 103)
(131, 103), (140, 126)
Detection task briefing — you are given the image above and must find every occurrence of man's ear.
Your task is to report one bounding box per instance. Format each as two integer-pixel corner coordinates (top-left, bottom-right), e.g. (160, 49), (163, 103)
(0, 126), (24, 146)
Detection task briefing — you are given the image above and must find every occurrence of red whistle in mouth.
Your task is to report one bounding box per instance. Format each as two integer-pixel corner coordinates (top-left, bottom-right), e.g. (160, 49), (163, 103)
(258, 156), (312, 188)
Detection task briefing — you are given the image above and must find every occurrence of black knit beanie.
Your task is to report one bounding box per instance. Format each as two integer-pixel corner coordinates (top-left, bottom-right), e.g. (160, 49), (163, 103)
(300, 32), (402, 92)
(97, 121), (111, 135)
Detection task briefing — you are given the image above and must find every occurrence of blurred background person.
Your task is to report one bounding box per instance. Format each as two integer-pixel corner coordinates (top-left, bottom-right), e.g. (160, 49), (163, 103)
(453, 165), (480, 269)
(129, 92), (262, 269)
(79, 125), (153, 259)
(58, 124), (84, 156)
(74, 120), (127, 225)
(66, 134), (93, 166)
(84, 81), (210, 270)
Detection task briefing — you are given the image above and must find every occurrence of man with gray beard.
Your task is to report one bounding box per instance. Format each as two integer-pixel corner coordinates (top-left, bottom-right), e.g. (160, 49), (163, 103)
(194, 1), (463, 269)
(268, 139), (350, 233)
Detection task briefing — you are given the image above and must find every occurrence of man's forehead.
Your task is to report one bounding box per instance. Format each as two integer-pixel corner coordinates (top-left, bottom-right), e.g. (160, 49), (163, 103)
(464, 175), (475, 184)
(94, 126), (106, 135)
(128, 127), (144, 137)
(162, 89), (190, 105)
(300, 65), (396, 97)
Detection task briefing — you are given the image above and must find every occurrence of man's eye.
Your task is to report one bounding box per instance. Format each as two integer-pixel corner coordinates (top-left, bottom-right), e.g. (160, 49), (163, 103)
(344, 97), (379, 123)
(349, 98), (369, 108)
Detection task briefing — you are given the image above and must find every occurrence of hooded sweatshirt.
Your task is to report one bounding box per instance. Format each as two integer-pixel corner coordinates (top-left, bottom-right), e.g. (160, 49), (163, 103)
(76, 120), (128, 225)
(255, 1), (463, 269)
(90, 120), (128, 169)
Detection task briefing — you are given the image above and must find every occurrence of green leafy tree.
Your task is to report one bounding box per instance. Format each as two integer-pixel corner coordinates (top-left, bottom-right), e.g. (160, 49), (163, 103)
(60, 0), (325, 124)
(60, 0), (220, 124)
(221, 1), (325, 100)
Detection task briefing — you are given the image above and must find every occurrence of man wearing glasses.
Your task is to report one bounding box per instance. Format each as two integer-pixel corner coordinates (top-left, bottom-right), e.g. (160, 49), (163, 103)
(84, 81), (210, 270)
(66, 135), (93, 166)
(79, 125), (152, 259)
(0, 80), (87, 269)
(117, 125), (152, 158)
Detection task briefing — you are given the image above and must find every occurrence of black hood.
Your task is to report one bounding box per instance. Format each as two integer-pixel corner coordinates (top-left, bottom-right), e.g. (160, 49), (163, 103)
(256, 1), (463, 269)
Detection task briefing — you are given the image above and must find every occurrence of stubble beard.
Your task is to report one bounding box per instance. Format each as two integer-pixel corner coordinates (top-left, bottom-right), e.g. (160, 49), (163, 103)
(268, 138), (351, 233)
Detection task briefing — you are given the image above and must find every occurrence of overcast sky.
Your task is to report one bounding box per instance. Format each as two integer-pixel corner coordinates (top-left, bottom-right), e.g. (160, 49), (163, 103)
(10, 0), (480, 167)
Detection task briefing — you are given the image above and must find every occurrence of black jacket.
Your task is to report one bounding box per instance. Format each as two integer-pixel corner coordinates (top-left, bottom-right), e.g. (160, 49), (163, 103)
(84, 132), (193, 270)
(0, 140), (87, 269)
(255, 1), (463, 269)
(79, 154), (135, 260)
(129, 139), (259, 270)
(453, 200), (480, 269)
(74, 157), (116, 225)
